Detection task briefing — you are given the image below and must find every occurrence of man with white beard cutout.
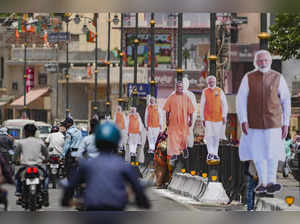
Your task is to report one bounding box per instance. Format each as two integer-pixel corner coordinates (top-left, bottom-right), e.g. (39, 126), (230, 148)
(237, 50), (291, 194)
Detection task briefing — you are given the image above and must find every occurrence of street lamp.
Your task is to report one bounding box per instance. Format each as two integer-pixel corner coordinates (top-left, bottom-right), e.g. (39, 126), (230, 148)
(176, 13), (183, 82)
(74, 13), (99, 117)
(150, 12), (156, 97)
(111, 14), (125, 109)
(61, 13), (73, 118)
(106, 13), (112, 117)
(132, 13), (139, 108)
(21, 16), (38, 119)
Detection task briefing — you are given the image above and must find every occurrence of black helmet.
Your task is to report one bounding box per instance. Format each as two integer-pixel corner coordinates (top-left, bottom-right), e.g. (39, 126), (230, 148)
(24, 124), (37, 137)
(95, 121), (121, 150)
(51, 126), (59, 133)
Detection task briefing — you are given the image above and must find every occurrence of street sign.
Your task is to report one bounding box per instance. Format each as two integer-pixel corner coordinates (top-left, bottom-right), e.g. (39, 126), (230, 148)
(44, 63), (58, 73)
(231, 16), (248, 25)
(127, 83), (157, 97)
(48, 32), (69, 43)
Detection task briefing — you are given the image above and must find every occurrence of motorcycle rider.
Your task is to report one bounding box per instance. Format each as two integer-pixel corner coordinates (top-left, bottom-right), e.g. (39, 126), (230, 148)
(61, 122), (151, 211)
(76, 118), (99, 159)
(0, 153), (15, 210)
(0, 127), (14, 165)
(14, 124), (49, 206)
(45, 125), (65, 156)
(61, 117), (82, 178)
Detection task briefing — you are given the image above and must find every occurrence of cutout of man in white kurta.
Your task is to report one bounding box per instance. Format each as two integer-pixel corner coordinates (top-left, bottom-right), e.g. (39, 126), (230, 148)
(237, 50), (291, 194)
(127, 107), (144, 159)
(183, 77), (198, 154)
(113, 106), (128, 152)
(145, 96), (163, 154)
(200, 76), (228, 161)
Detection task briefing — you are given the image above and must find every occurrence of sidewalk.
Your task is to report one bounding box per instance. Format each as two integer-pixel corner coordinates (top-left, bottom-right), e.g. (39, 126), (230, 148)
(276, 174), (300, 206)
(141, 166), (300, 211)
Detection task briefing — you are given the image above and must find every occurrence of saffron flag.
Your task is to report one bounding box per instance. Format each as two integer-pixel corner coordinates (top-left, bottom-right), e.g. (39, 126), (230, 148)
(15, 29), (20, 40)
(87, 64), (93, 78)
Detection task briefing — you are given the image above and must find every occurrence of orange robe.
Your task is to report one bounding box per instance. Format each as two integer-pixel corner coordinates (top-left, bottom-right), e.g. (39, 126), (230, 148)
(115, 112), (126, 130)
(163, 93), (195, 156)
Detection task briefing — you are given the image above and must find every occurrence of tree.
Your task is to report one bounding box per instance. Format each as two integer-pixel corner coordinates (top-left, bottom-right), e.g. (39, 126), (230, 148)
(269, 13), (300, 60)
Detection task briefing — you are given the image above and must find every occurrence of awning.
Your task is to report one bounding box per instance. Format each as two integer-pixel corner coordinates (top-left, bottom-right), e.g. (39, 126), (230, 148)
(0, 96), (15, 106)
(10, 87), (50, 107)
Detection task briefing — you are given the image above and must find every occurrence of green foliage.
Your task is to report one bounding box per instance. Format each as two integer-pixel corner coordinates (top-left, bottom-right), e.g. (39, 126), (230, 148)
(269, 13), (300, 60)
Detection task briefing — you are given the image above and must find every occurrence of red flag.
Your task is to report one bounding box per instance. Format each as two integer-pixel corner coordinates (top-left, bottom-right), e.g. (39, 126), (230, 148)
(25, 67), (34, 93)
(86, 30), (95, 43)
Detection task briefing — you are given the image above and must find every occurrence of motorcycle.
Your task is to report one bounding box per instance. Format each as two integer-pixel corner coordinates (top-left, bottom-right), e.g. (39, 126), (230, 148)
(48, 154), (63, 189)
(20, 166), (48, 211)
(287, 141), (300, 182)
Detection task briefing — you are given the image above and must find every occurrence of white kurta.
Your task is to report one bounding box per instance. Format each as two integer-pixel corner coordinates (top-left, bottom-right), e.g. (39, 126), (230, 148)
(200, 87), (228, 141)
(236, 72), (291, 162)
(144, 104), (163, 151)
(185, 90), (198, 148)
(113, 112), (128, 148)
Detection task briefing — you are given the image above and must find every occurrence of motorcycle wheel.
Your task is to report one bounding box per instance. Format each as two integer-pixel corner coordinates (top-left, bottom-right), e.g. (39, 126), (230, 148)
(29, 193), (36, 212)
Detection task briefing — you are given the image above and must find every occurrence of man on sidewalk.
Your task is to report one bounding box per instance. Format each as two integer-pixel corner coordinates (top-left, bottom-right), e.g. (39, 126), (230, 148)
(200, 75), (228, 162)
(163, 81), (195, 165)
(145, 96), (163, 154)
(237, 50), (291, 194)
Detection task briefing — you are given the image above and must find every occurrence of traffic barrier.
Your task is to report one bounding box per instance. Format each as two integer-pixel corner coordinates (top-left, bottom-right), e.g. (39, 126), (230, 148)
(190, 176), (207, 200)
(182, 174), (195, 197)
(142, 144), (246, 204)
(186, 144), (247, 202)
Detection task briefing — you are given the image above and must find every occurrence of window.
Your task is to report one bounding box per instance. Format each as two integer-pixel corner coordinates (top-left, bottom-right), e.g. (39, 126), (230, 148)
(71, 34), (80, 42)
(38, 73), (48, 86)
(12, 82), (18, 90)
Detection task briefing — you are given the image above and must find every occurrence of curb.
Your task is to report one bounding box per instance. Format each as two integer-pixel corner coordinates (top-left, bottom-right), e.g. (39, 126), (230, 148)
(256, 197), (300, 211)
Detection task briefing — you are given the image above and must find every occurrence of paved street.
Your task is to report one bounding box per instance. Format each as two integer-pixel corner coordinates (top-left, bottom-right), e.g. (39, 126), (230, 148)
(1, 174), (299, 211)
(1, 184), (192, 212)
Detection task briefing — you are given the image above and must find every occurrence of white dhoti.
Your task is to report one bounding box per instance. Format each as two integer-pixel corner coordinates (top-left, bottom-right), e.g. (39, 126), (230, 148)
(187, 126), (195, 148)
(239, 128), (285, 185)
(239, 128), (285, 162)
(147, 127), (160, 152)
(119, 129), (128, 148)
(204, 121), (226, 155)
(128, 133), (141, 155)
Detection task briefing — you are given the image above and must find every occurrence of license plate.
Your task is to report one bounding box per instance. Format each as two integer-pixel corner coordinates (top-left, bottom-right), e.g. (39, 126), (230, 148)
(26, 178), (39, 185)
(50, 164), (59, 168)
